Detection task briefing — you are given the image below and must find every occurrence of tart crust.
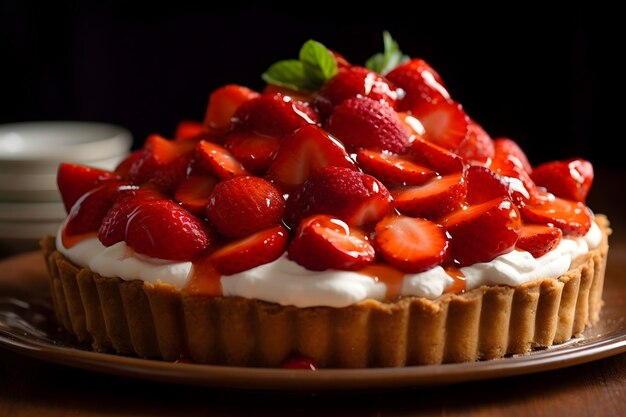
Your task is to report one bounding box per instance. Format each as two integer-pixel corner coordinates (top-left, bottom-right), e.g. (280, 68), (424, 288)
(40, 215), (610, 368)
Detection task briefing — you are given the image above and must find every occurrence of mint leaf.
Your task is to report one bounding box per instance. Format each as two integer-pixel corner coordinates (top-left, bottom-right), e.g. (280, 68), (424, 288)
(299, 40), (338, 86)
(262, 39), (337, 92)
(261, 59), (316, 91)
(365, 31), (410, 75)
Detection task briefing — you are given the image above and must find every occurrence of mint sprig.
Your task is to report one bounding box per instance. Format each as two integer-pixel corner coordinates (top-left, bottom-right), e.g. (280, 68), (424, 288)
(262, 40), (338, 92)
(365, 31), (410, 75)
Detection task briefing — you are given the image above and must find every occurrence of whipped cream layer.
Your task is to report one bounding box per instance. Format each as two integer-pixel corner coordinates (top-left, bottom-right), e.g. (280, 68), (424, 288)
(57, 221), (603, 308)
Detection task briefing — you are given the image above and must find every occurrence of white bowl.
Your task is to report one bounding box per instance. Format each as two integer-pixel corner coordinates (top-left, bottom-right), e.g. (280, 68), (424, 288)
(0, 219), (61, 240)
(0, 121), (132, 175)
(0, 153), (127, 202)
(0, 201), (66, 222)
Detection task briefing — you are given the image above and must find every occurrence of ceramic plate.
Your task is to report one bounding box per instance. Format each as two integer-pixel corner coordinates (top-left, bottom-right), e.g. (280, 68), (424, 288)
(0, 250), (625, 391)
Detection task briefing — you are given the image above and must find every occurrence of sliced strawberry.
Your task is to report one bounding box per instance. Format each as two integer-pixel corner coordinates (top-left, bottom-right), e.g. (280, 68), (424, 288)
(203, 84), (260, 132)
(63, 180), (128, 238)
(326, 97), (412, 153)
(233, 93), (320, 138)
(281, 356), (318, 370)
(195, 140), (249, 180)
(386, 58), (449, 110)
(409, 138), (464, 175)
(531, 158), (594, 203)
(316, 66), (398, 116)
(128, 134), (196, 185)
(113, 150), (144, 179)
(287, 215), (375, 271)
(262, 84), (314, 103)
(126, 200), (212, 261)
(453, 121), (494, 163)
(516, 224), (563, 258)
(374, 216), (449, 273)
(223, 130), (281, 175)
(392, 173), (466, 219)
(519, 194), (592, 237)
(57, 162), (119, 212)
(355, 149), (435, 187)
(397, 112), (426, 138)
(285, 166), (393, 228)
(410, 99), (470, 150)
(267, 125), (357, 190)
(150, 151), (193, 194)
(98, 185), (166, 246)
(490, 156), (538, 206)
(174, 120), (207, 140)
(442, 197), (522, 266)
(465, 165), (509, 205)
(210, 225), (288, 275)
(493, 137), (533, 173)
(206, 176), (285, 238)
(174, 173), (219, 216)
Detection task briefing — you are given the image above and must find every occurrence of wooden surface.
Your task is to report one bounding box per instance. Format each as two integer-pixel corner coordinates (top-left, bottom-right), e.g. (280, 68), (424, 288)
(0, 245), (624, 417)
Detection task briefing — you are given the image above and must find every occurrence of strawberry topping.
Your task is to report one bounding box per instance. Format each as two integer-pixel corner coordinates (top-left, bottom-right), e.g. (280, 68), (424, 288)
(206, 176), (285, 238)
(516, 224), (563, 258)
(531, 158), (593, 203)
(288, 215), (375, 271)
(57, 163), (119, 213)
(374, 216), (449, 273)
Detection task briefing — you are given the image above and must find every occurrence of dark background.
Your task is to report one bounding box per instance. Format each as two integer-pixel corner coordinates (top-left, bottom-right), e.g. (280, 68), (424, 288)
(0, 2), (596, 167)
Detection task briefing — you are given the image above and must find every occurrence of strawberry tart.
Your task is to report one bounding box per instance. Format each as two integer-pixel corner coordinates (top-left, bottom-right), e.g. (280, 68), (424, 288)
(42, 34), (609, 368)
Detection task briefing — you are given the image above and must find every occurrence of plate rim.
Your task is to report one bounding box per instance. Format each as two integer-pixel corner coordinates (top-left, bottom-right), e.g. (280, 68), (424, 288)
(2, 316), (626, 391)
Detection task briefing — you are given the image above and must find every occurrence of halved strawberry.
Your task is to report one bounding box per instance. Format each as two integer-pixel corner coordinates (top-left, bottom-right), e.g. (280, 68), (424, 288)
(150, 151), (193, 194)
(490, 157), (538, 206)
(285, 166), (393, 228)
(441, 197), (522, 266)
(493, 137), (533, 173)
(174, 173), (219, 216)
(57, 162), (119, 212)
(397, 112), (426, 138)
(516, 224), (563, 258)
(356, 149), (435, 187)
(465, 165), (509, 205)
(126, 200), (212, 261)
(531, 158), (594, 203)
(63, 180), (128, 238)
(326, 97), (412, 153)
(206, 176), (285, 238)
(386, 58), (449, 110)
(223, 130), (281, 175)
(374, 216), (449, 273)
(174, 120), (207, 140)
(113, 150), (144, 179)
(315, 66), (398, 116)
(98, 185), (166, 246)
(233, 93), (320, 138)
(410, 99), (470, 151)
(519, 194), (592, 237)
(210, 225), (288, 275)
(392, 173), (466, 219)
(287, 215), (375, 271)
(409, 138), (464, 175)
(267, 125), (357, 190)
(453, 121), (494, 163)
(203, 84), (260, 132)
(195, 140), (249, 180)
(128, 134), (196, 185)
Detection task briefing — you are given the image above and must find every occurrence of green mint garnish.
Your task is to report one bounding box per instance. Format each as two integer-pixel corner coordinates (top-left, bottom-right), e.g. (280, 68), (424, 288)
(365, 31), (410, 75)
(262, 40), (338, 92)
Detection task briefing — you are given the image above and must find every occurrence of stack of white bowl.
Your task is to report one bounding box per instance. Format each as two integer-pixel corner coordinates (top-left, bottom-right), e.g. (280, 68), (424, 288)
(0, 121), (132, 255)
